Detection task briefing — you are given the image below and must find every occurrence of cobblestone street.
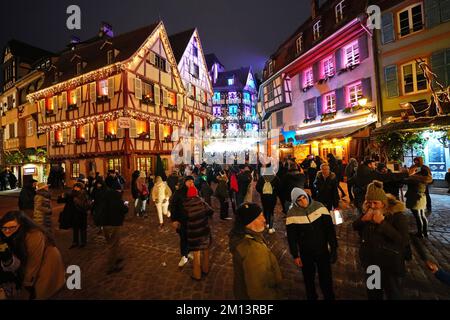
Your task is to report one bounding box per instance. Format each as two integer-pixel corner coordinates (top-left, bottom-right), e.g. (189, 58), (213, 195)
(1, 185), (449, 300)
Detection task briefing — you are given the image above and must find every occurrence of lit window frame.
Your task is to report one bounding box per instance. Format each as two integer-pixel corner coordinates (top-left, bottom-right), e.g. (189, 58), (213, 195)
(335, 0), (345, 24)
(400, 60), (428, 95)
(397, 3), (424, 38)
(313, 20), (321, 41)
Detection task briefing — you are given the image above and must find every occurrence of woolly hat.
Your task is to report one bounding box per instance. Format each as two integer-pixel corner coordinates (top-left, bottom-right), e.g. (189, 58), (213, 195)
(365, 180), (388, 203)
(187, 186), (198, 198)
(236, 203), (262, 226)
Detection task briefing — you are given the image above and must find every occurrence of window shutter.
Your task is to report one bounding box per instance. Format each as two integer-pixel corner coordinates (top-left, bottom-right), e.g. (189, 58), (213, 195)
(312, 62), (320, 82)
(297, 71), (303, 90)
(381, 12), (395, 44)
(98, 122), (105, 140)
(159, 123), (165, 140)
(75, 87), (81, 108)
(52, 96), (58, 110)
(108, 77), (114, 99)
(4, 125), (9, 140)
(431, 50), (447, 89)
(162, 88), (168, 107)
(90, 82), (96, 102)
(177, 93), (183, 110)
(39, 99), (46, 119)
(61, 92), (67, 110)
(130, 119), (137, 138)
(150, 52), (156, 65)
(361, 78), (373, 102)
(62, 129), (68, 144)
(149, 122), (156, 139)
(135, 78), (142, 100)
(154, 84), (160, 106)
(316, 96), (323, 115)
(71, 126), (76, 143)
(166, 61), (171, 73)
(335, 87), (345, 111)
(425, 0), (441, 28)
(358, 34), (369, 61)
(441, 0), (450, 23)
(50, 131), (55, 145)
(14, 122), (18, 138)
(84, 124), (90, 140)
(384, 65), (399, 98)
(335, 49), (342, 71)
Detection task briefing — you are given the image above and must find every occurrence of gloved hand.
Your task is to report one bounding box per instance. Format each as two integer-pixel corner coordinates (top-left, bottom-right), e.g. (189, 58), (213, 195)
(0, 241), (13, 265)
(330, 249), (338, 264)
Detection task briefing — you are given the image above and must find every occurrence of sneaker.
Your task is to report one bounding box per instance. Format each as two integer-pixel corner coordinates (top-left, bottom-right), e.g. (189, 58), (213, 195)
(178, 256), (189, 267)
(266, 224), (270, 229)
(268, 228), (276, 234)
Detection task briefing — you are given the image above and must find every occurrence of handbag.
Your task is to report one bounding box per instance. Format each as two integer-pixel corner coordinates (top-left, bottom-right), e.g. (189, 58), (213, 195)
(331, 209), (344, 225)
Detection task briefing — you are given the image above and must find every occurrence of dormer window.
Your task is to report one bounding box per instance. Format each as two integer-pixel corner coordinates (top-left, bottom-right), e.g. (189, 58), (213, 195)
(268, 60), (274, 75)
(193, 40), (199, 58)
(76, 62), (81, 75)
(335, 1), (345, 24)
(313, 20), (321, 41)
(228, 77), (234, 86)
(296, 35), (303, 54)
(107, 50), (113, 64)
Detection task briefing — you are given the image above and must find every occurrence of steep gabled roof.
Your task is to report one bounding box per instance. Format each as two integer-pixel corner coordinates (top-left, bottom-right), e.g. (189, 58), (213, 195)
(41, 22), (160, 89)
(215, 67), (251, 90)
(205, 53), (224, 70)
(168, 28), (196, 63)
(3, 39), (54, 64)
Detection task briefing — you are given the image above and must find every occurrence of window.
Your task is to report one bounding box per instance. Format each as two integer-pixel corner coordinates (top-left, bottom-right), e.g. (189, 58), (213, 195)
(304, 68), (314, 87)
(107, 158), (122, 174)
(276, 111), (283, 127)
(212, 123), (221, 132)
(71, 163), (80, 179)
(305, 99), (317, 119)
(347, 82), (363, 107)
(76, 63), (81, 75)
(313, 20), (321, 41)
(99, 79), (108, 96)
(154, 54), (167, 72)
(245, 123), (252, 131)
(344, 41), (360, 67)
(193, 45), (198, 58)
(228, 78), (234, 86)
(168, 91), (176, 106)
(213, 107), (221, 116)
(398, 3), (423, 38)
(296, 35), (303, 54)
(267, 82), (274, 101)
(105, 120), (118, 137)
(228, 123), (238, 132)
(143, 82), (154, 101)
(213, 92), (221, 102)
(136, 120), (149, 136)
(268, 60), (274, 75)
(27, 119), (33, 136)
(229, 105), (238, 116)
(191, 63), (200, 79)
(335, 1), (345, 23)
(401, 61), (427, 94)
(7, 95), (14, 109)
(243, 92), (251, 104)
(323, 92), (336, 113)
(322, 56), (335, 78)
(251, 108), (256, 116)
(8, 123), (16, 138)
(137, 157), (152, 175)
(107, 50), (113, 64)
(244, 106), (251, 116)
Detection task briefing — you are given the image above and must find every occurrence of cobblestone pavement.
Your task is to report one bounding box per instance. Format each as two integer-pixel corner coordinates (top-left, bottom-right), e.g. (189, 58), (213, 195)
(1, 184), (449, 300)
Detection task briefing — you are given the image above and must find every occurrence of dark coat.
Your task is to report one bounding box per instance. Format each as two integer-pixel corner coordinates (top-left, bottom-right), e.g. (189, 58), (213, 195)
(256, 175), (280, 207)
(57, 190), (91, 229)
(93, 188), (127, 226)
(183, 196), (212, 251)
(167, 174), (180, 194)
(237, 171), (252, 197)
(280, 170), (306, 202)
(214, 177), (229, 200)
(169, 186), (188, 223)
(18, 186), (36, 210)
(314, 172), (339, 209)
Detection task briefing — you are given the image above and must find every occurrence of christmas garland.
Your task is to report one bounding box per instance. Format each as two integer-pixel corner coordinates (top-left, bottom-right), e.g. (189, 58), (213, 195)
(321, 111), (337, 122)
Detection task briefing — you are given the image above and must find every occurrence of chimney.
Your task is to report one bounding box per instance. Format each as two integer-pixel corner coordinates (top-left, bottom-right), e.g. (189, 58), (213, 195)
(311, 0), (319, 20)
(99, 22), (114, 38)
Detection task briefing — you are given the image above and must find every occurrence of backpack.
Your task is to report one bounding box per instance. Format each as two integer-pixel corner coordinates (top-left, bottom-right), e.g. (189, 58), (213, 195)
(310, 160), (317, 169)
(262, 180), (273, 195)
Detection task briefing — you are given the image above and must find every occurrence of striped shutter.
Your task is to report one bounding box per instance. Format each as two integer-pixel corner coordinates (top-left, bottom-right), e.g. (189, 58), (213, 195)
(298, 71), (303, 90)
(381, 12), (395, 44)
(316, 96), (323, 115)
(90, 82), (97, 102)
(159, 123), (165, 141)
(154, 84), (160, 106)
(166, 61), (171, 73)
(177, 93), (183, 111)
(39, 99), (46, 119)
(62, 129), (68, 144)
(14, 122), (18, 138)
(61, 92), (67, 110)
(149, 122), (156, 139)
(358, 34), (369, 61)
(4, 125), (9, 140)
(442, 0), (450, 23)
(76, 87), (81, 108)
(108, 77), (114, 99)
(135, 78), (142, 100)
(149, 52), (156, 65)
(425, 0), (441, 28)
(130, 119), (137, 138)
(98, 122), (105, 140)
(384, 65), (399, 98)
(431, 50), (447, 88)
(50, 131), (55, 145)
(117, 120), (124, 139)
(71, 126), (76, 143)
(335, 49), (343, 71)
(52, 96), (58, 110)
(84, 124), (90, 140)
(162, 88), (168, 107)
(361, 78), (373, 102)
(335, 87), (345, 111)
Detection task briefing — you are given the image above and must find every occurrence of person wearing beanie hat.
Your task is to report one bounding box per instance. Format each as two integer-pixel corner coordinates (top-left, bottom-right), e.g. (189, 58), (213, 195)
(285, 188), (337, 300)
(228, 202), (283, 299)
(353, 180), (410, 300)
(182, 185), (212, 280)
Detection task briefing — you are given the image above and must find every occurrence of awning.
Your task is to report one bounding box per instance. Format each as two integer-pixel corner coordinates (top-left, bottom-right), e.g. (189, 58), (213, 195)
(372, 115), (450, 135)
(295, 123), (373, 142)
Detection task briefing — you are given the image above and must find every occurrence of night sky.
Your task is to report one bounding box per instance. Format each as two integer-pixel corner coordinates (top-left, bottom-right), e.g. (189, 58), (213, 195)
(1, 0), (310, 75)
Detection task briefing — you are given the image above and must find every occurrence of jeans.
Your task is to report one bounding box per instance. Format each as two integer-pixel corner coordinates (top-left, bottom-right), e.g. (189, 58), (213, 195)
(412, 209), (428, 236)
(301, 252), (335, 300)
(262, 198), (276, 229)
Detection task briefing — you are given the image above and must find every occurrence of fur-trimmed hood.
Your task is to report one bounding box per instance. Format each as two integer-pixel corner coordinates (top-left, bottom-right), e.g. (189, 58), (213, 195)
(364, 194), (406, 216)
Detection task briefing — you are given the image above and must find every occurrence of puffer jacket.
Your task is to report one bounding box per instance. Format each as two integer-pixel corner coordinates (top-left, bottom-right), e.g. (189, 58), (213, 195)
(152, 177), (172, 203)
(183, 194), (212, 251)
(34, 190), (52, 226)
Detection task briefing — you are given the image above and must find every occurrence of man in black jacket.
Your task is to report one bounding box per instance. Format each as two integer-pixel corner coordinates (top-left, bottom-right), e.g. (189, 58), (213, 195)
(18, 178), (37, 217)
(286, 188), (338, 300)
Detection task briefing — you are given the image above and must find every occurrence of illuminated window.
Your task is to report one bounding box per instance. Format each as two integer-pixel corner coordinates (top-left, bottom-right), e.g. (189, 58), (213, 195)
(335, 1), (345, 23)
(347, 82), (362, 107)
(313, 20), (321, 41)
(228, 78), (234, 85)
(213, 92), (221, 101)
(296, 35), (303, 54)
(245, 123), (252, 131)
(71, 163), (80, 178)
(323, 92), (336, 113)
(344, 41), (360, 67)
(304, 68), (314, 87)
(107, 50), (113, 64)
(46, 97), (55, 113)
(99, 79), (108, 96)
(213, 107), (221, 116)
(136, 120), (149, 135)
(107, 158), (122, 174)
(401, 61), (427, 94)
(322, 56), (335, 78)
(143, 82), (153, 103)
(212, 123), (221, 132)
(168, 91), (176, 106)
(228, 123), (238, 132)
(268, 60), (274, 75)
(267, 82), (274, 101)
(244, 106), (251, 116)
(137, 157), (152, 174)
(105, 120), (118, 136)
(27, 119), (34, 136)
(398, 3), (423, 38)
(69, 90), (77, 105)
(251, 108), (256, 116)
(243, 92), (251, 104)
(229, 105), (238, 116)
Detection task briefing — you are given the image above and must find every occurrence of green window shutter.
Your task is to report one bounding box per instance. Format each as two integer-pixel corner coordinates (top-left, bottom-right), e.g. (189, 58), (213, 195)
(441, 0), (450, 23)
(431, 50), (446, 89)
(425, 0), (441, 28)
(381, 12), (395, 44)
(384, 65), (399, 98)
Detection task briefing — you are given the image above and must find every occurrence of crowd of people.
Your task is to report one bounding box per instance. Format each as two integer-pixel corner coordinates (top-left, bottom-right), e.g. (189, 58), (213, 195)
(0, 153), (449, 300)
(0, 168), (18, 191)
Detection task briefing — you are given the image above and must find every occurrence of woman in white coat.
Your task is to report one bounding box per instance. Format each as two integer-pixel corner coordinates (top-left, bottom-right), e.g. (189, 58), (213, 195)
(152, 176), (172, 228)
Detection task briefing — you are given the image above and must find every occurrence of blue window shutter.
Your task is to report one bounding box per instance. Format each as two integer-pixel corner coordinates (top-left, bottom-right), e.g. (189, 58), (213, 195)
(316, 96), (323, 115)
(425, 0), (441, 28)
(335, 49), (342, 71)
(384, 65), (399, 98)
(431, 50), (446, 89)
(381, 12), (395, 44)
(362, 78), (373, 102)
(298, 71), (303, 90)
(358, 34), (369, 61)
(441, 0), (450, 23)
(336, 88), (345, 111)
(313, 62), (320, 82)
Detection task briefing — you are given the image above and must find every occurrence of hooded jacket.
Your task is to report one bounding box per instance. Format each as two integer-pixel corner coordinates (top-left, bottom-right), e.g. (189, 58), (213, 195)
(353, 195), (409, 275)
(152, 177), (172, 203)
(229, 224), (283, 300)
(286, 188), (337, 257)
